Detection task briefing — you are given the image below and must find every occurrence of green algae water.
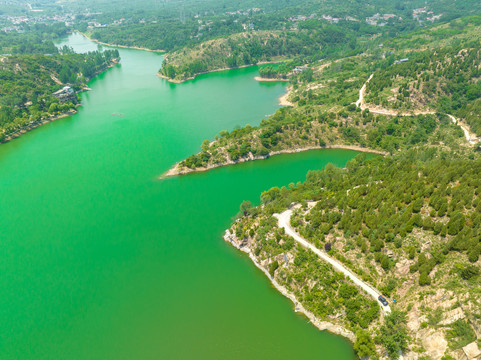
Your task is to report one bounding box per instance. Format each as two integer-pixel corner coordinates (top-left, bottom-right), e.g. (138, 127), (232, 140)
(0, 33), (359, 359)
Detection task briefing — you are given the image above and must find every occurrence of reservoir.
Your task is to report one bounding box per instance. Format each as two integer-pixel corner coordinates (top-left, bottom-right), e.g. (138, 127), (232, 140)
(0, 33), (358, 359)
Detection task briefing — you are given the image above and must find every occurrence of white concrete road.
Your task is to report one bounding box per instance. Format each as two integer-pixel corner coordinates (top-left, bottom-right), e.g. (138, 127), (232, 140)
(274, 207), (391, 314)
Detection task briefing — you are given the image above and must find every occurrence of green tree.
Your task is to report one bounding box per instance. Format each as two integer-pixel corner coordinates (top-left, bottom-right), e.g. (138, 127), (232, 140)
(380, 310), (408, 359)
(419, 272), (431, 286)
(447, 212), (465, 235)
(269, 260), (279, 277)
(201, 139), (210, 152)
(240, 200), (252, 216)
(354, 330), (377, 359)
(48, 103), (59, 114)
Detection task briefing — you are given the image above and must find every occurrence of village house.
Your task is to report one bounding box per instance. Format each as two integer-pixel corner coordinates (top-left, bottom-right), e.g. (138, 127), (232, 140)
(293, 65), (309, 74)
(52, 86), (76, 102)
(393, 58), (409, 65)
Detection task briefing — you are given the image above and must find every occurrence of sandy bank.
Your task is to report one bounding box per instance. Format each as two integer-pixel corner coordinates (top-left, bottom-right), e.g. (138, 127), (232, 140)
(78, 32), (165, 52)
(254, 76), (289, 82)
(279, 85), (293, 106)
(161, 145), (388, 178)
(156, 73), (188, 83)
(224, 230), (356, 343)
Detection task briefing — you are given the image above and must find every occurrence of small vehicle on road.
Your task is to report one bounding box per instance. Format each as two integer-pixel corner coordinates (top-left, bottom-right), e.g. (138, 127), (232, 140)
(378, 295), (388, 306)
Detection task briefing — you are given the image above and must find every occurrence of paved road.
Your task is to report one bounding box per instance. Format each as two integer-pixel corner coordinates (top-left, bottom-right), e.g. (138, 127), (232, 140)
(274, 207), (391, 314)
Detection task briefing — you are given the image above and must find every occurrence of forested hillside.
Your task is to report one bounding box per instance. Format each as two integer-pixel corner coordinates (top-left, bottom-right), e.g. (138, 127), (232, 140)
(0, 23), (69, 54)
(76, 0), (481, 82)
(0, 28), (120, 142)
(229, 149), (481, 359)
(165, 16), (481, 358)
(83, 0), (481, 53)
(159, 24), (354, 82)
(364, 17), (481, 136)
(165, 28), (481, 177)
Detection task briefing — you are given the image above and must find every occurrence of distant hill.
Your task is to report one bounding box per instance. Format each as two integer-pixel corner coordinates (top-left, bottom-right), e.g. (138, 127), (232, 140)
(364, 17), (481, 136)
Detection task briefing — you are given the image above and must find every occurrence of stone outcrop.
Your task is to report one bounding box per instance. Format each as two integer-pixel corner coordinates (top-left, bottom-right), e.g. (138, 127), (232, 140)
(463, 342), (481, 360)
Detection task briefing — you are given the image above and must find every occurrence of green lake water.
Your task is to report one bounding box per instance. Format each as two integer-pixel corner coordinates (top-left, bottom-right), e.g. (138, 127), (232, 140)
(0, 33), (359, 359)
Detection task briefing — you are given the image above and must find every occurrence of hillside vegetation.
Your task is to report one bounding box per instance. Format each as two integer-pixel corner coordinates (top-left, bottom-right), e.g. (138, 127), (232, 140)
(0, 45), (119, 142)
(164, 17), (481, 359)
(165, 17), (481, 176)
(165, 43), (477, 175)
(0, 23), (69, 54)
(364, 17), (481, 136)
(229, 150), (481, 359)
(159, 24), (355, 82)
(0, 25), (121, 143)
(84, 0), (481, 55)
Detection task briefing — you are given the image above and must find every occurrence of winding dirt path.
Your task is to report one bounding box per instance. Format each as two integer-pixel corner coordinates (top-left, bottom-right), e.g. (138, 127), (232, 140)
(355, 73), (373, 107)
(274, 204), (391, 314)
(446, 115), (478, 145)
(357, 74), (479, 145)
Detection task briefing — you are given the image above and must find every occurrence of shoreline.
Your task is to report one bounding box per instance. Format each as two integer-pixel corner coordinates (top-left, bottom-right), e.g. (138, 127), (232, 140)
(254, 76), (289, 82)
(157, 60), (288, 84)
(77, 32), (165, 53)
(161, 145), (388, 178)
(1, 110), (77, 144)
(279, 85), (293, 106)
(224, 230), (356, 343)
(1, 59), (118, 145)
(156, 73), (188, 83)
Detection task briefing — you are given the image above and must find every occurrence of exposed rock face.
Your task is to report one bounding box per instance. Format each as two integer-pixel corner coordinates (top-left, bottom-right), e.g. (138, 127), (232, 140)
(422, 332), (448, 359)
(439, 307), (466, 326)
(395, 259), (412, 275)
(463, 342), (481, 360)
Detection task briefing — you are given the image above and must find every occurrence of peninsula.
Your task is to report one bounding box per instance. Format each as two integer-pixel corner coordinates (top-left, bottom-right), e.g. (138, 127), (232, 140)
(162, 15), (481, 360)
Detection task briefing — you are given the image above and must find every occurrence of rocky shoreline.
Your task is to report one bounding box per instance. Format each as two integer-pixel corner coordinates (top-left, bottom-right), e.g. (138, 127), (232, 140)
(223, 212), (481, 360)
(161, 145), (388, 178)
(157, 60), (287, 84)
(223, 229), (356, 343)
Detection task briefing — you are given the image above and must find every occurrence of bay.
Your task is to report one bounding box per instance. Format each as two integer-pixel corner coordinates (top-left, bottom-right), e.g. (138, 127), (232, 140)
(0, 33), (358, 359)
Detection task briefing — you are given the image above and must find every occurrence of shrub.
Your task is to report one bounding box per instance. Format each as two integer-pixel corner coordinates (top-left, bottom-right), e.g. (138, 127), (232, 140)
(269, 260), (279, 277)
(419, 272), (432, 286)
